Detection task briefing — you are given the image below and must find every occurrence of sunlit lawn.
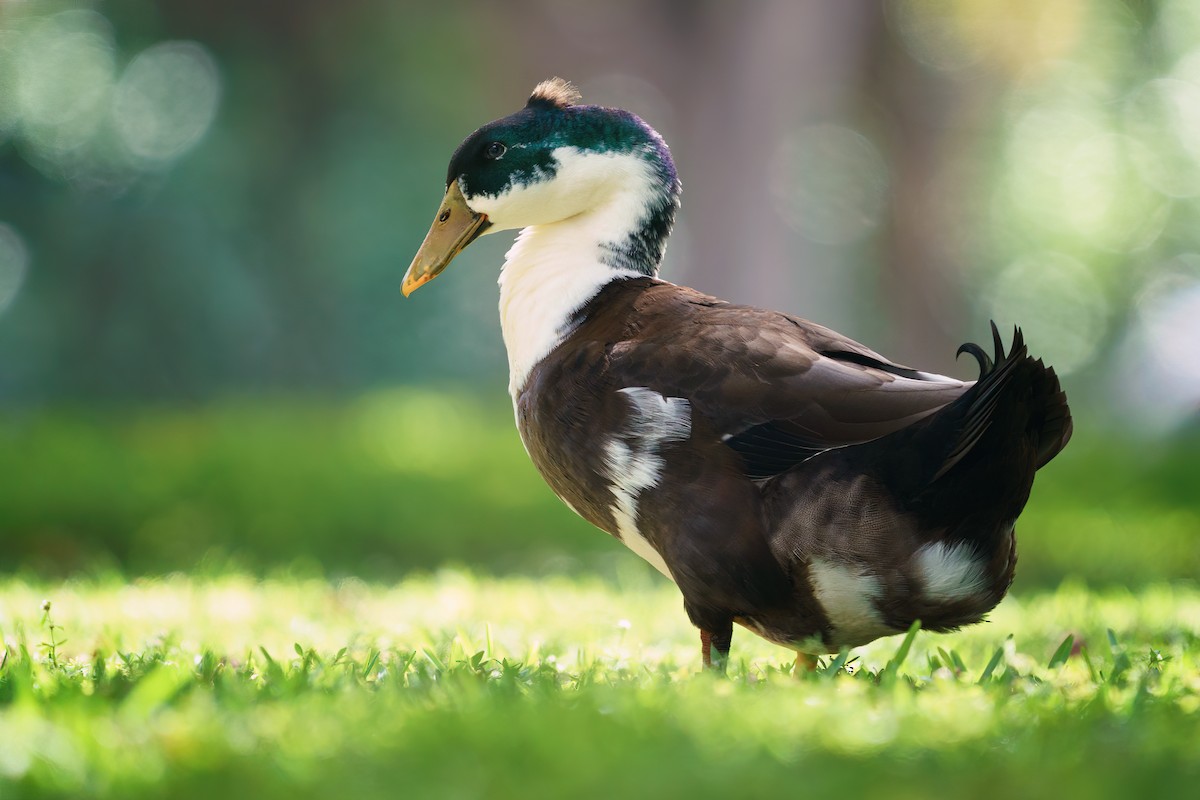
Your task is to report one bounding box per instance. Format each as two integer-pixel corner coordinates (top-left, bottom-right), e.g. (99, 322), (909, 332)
(2, 572), (1198, 798)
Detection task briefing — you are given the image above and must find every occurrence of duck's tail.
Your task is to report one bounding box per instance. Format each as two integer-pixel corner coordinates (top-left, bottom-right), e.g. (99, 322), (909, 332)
(943, 323), (1072, 474)
(890, 322), (1072, 528)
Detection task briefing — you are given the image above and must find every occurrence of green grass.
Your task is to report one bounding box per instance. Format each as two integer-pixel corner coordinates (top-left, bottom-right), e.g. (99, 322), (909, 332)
(2, 573), (1198, 798)
(2, 394), (1198, 585)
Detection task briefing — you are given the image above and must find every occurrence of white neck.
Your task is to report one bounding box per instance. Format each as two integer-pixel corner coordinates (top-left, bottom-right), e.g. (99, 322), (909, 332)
(498, 220), (642, 397)
(496, 151), (665, 397)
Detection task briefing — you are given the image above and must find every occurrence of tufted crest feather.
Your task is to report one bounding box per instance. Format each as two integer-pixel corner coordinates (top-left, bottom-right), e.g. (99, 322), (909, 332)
(527, 77), (582, 110)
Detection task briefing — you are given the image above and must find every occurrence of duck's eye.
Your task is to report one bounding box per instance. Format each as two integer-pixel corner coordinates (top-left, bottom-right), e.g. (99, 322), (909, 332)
(484, 141), (507, 160)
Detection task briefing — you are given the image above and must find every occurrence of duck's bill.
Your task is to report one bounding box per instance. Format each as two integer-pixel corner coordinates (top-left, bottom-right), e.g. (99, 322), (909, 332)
(402, 181), (490, 296)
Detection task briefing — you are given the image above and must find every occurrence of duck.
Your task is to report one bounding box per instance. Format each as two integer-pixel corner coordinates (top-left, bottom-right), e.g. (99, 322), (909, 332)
(402, 78), (1073, 671)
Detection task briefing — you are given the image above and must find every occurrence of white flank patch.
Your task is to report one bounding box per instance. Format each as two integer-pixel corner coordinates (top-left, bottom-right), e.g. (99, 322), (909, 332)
(468, 148), (664, 396)
(602, 387), (691, 580)
(913, 541), (989, 602)
(808, 559), (892, 646)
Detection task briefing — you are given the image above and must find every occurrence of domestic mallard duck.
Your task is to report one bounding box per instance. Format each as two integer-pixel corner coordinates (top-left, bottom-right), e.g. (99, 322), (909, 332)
(402, 78), (1072, 670)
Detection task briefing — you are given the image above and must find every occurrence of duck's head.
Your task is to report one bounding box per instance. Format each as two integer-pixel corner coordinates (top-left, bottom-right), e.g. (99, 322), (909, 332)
(402, 78), (680, 296)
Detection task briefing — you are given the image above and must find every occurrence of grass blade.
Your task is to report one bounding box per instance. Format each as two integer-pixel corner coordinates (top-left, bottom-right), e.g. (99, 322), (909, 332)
(882, 620), (921, 684)
(361, 649), (381, 680)
(978, 635), (1012, 684)
(1047, 634), (1074, 669)
(422, 648), (447, 673)
(1080, 645), (1099, 683)
(1106, 628), (1132, 684)
(822, 649), (851, 678)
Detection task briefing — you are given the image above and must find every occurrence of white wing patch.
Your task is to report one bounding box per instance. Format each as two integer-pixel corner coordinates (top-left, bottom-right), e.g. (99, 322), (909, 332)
(913, 541), (989, 602)
(809, 559), (894, 646)
(602, 387), (691, 580)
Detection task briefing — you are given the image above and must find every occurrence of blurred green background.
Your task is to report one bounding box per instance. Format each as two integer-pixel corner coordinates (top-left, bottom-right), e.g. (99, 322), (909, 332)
(1, 0), (1197, 585)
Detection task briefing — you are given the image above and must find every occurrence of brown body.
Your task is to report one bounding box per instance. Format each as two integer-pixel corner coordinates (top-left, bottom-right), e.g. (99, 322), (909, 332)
(515, 277), (1070, 653)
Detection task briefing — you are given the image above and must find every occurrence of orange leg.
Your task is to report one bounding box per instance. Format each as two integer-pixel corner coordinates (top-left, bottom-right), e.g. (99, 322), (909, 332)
(700, 626), (732, 672)
(795, 652), (818, 674)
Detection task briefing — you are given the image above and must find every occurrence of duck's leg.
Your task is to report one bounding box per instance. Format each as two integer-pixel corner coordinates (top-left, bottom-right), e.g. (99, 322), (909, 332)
(700, 622), (733, 673)
(795, 652), (818, 673)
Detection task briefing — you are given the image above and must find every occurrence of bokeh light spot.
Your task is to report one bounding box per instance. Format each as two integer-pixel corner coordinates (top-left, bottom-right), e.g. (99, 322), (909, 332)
(14, 10), (116, 162)
(1116, 270), (1200, 431)
(771, 124), (889, 246)
(888, 0), (1083, 75)
(0, 40), (18, 137)
(1006, 107), (1162, 252)
(1157, 0), (1200, 61)
(986, 253), (1108, 374)
(1139, 279), (1200, 380)
(113, 41), (221, 165)
(1059, 134), (1128, 240)
(1004, 105), (1100, 226)
(1125, 78), (1200, 198)
(0, 223), (30, 317)
(888, 0), (981, 72)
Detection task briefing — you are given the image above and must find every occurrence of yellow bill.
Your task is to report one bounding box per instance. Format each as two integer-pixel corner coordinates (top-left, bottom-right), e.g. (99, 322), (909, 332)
(402, 181), (489, 296)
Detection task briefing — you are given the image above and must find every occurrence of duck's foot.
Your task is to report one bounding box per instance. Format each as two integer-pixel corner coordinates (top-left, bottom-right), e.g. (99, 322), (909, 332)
(795, 652), (818, 675)
(700, 625), (732, 674)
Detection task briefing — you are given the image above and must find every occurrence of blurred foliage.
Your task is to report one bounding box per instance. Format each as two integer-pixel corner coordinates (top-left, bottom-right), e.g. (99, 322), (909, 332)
(1, 575), (1199, 798)
(0, 392), (604, 577)
(0, 0), (514, 402)
(1, 392), (1196, 586)
(1, 0), (1200, 424)
(2, 1), (1199, 587)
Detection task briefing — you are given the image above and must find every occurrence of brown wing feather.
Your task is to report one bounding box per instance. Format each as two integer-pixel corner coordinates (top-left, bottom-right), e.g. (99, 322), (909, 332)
(604, 283), (970, 471)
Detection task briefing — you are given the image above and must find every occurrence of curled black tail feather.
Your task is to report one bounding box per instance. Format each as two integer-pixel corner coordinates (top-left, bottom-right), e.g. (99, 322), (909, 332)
(955, 320), (1003, 378)
(955, 321), (1024, 381)
(955, 341), (993, 377)
(933, 323), (1028, 481)
(963, 321), (1071, 469)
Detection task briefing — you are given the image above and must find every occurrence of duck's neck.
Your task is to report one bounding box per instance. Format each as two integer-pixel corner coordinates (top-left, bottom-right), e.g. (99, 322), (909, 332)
(498, 160), (679, 397)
